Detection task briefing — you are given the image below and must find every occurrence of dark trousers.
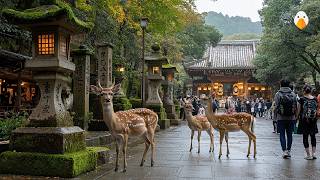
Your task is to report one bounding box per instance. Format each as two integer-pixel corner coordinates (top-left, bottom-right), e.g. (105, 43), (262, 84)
(303, 133), (316, 148)
(277, 120), (295, 151)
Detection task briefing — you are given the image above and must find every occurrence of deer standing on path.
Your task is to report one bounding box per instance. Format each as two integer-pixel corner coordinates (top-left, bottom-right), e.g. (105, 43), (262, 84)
(183, 101), (214, 153)
(203, 96), (256, 159)
(90, 83), (158, 172)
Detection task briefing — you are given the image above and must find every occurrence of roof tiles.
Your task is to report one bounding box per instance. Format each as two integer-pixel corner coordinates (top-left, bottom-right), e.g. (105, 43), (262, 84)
(188, 40), (258, 69)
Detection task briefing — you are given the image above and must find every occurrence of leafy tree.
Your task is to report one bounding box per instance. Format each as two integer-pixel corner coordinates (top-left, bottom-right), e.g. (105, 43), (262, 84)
(254, 0), (320, 89)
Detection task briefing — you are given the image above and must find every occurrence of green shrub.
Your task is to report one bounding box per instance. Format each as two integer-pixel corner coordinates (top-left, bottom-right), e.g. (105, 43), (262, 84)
(0, 113), (28, 141)
(129, 98), (142, 108)
(113, 96), (132, 111)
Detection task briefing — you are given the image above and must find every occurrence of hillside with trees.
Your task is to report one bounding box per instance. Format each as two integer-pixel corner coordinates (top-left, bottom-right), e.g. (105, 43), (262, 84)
(204, 11), (262, 38)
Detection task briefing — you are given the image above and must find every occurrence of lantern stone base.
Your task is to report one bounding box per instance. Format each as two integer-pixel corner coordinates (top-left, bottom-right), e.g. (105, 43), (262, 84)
(10, 126), (86, 154)
(164, 104), (181, 126)
(0, 147), (108, 178)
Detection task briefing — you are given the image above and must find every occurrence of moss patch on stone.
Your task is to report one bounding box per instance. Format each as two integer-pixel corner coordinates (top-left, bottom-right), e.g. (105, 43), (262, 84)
(146, 104), (167, 120)
(2, 0), (94, 31)
(0, 147), (108, 178)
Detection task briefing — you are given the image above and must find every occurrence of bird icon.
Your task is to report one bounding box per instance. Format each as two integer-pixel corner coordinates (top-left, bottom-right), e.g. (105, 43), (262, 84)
(294, 11), (309, 30)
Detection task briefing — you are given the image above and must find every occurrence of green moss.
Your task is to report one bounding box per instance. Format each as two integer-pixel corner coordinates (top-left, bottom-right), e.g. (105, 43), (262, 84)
(0, 147), (105, 177)
(2, 0), (94, 31)
(146, 104), (167, 120)
(162, 64), (177, 71)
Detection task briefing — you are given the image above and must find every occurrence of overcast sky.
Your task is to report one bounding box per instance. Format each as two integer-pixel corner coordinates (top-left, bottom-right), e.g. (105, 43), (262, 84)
(195, 0), (264, 22)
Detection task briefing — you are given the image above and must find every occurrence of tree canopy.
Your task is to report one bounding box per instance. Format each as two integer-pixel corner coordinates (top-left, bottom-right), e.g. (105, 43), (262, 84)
(254, 0), (320, 89)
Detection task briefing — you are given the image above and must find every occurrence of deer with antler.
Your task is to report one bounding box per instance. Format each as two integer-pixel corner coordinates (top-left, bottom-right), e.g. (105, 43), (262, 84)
(90, 82), (158, 172)
(203, 94), (256, 159)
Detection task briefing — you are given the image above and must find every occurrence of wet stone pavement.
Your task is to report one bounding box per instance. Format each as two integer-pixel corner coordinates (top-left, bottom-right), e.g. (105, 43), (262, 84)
(76, 117), (320, 180)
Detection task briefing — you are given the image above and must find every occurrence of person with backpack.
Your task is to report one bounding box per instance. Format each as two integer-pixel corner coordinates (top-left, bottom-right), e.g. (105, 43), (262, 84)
(297, 85), (318, 160)
(274, 79), (298, 159)
(211, 92), (219, 113)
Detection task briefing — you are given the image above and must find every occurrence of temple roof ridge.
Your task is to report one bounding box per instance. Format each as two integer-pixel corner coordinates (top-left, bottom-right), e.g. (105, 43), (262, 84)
(186, 39), (259, 70)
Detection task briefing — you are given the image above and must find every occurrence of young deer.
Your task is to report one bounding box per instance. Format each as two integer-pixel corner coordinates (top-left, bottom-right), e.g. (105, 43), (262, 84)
(183, 101), (214, 153)
(204, 97), (256, 159)
(90, 83), (158, 172)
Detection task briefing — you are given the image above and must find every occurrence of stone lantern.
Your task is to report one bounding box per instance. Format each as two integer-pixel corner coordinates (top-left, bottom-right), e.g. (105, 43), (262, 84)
(145, 44), (168, 106)
(145, 44), (170, 129)
(162, 64), (180, 125)
(0, 2), (105, 177)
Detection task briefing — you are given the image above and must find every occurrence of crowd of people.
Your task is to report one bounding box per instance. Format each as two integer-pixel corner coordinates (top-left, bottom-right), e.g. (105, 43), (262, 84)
(178, 79), (319, 161)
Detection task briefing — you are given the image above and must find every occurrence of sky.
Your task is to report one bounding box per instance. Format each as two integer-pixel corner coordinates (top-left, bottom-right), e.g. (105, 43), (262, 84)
(195, 0), (264, 22)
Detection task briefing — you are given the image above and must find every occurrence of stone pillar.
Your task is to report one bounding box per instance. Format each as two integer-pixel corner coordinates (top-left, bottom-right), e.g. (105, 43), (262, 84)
(87, 43), (113, 131)
(72, 46), (91, 130)
(97, 43), (113, 87)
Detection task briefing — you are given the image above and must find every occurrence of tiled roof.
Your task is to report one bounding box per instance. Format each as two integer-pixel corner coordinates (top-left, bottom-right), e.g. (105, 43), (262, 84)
(187, 40), (258, 70)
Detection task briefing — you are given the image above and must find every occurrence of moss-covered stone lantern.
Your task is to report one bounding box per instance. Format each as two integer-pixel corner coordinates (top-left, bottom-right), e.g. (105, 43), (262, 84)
(0, 1), (106, 178)
(162, 64), (180, 125)
(145, 44), (168, 105)
(144, 44), (170, 129)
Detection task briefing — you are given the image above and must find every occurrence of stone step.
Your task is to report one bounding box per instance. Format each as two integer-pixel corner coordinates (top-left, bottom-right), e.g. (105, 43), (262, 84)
(0, 141), (9, 153)
(85, 131), (113, 147)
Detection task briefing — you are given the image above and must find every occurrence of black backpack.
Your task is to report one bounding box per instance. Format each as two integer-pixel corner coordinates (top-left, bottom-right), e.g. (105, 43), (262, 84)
(302, 98), (317, 120)
(277, 92), (297, 116)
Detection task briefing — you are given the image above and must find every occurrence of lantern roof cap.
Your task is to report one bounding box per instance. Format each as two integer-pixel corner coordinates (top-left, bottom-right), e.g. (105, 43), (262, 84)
(2, 1), (94, 33)
(162, 64), (178, 72)
(145, 44), (168, 64)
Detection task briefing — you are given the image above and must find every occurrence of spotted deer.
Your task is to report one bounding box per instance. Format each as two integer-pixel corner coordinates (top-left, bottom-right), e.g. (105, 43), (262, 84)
(90, 83), (158, 172)
(203, 96), (256, 159)
(183, 101), (214, 153)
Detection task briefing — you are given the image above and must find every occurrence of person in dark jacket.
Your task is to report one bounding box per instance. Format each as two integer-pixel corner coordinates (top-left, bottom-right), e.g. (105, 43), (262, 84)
(274, 79), (298, 159)
(297, 85), (318, 160)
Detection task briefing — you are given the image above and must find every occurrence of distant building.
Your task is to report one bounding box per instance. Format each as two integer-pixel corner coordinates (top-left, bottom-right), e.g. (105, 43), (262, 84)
(184, 40), (271, 100)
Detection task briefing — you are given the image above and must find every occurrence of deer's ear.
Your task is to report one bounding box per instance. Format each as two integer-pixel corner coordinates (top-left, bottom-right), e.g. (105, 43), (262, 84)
(90, 85), (102, 95)
(112, 83), (121, 94)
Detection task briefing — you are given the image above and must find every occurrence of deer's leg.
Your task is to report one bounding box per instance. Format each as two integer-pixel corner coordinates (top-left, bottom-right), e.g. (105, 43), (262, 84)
(140, 133), (151, 167)
(149, 130), (155, 167)
(122, 134), (128, 172)
(190, 130), (194, 152)
(197, 131), (201, 153)
(248, 131), (257, 158)
(241, 128), (253, 158)
(207, 128), (214, 152)
(115, 139), (120, 172)
(219, 130), (225, 159)
(225, 132), (230, 157)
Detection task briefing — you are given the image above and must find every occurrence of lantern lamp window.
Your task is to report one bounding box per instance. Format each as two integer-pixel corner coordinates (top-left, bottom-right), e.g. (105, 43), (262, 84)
(38, 34), (54, 55)
(152, 67), (160, 74)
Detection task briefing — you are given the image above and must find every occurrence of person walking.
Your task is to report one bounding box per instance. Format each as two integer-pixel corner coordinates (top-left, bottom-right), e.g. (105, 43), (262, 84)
(274, 79), (298, 159)
(179, 96), (185, 120)
(271, 101), (277, 133)
(297, 85), (318, 160)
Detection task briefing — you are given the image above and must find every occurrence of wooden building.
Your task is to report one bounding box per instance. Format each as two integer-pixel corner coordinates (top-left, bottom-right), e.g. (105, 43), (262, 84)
(0, 49), (38, 113)
(184, 40), (271, 100)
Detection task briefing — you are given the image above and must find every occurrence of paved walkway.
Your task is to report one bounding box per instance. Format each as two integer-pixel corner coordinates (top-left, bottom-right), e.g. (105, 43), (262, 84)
(77, 118), (320, 180)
